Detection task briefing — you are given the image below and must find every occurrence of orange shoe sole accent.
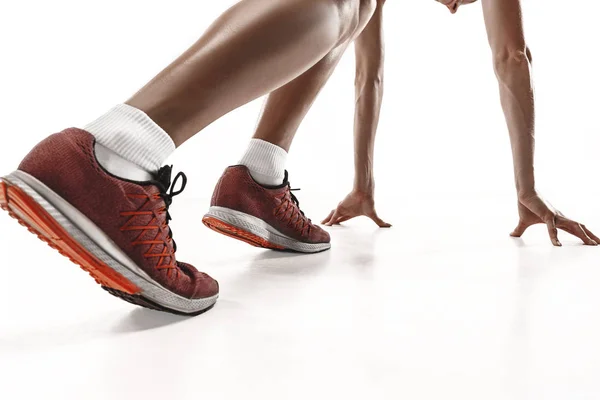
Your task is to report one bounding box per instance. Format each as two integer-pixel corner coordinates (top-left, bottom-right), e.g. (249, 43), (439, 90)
(202, 216), (285, 250)
(0, 178), (140, 295)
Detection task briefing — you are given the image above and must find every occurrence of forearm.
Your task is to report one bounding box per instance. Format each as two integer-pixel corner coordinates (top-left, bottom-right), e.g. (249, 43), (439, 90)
(352, 0), (385, 193)
(482, 0), (536, 199)
(353, 79), (383, 192)
(494, 49), (536, 198)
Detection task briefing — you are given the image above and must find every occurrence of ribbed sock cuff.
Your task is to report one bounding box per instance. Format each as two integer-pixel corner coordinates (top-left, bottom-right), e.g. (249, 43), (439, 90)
(239, 139), (287, 186)
(84, 104), (175, 173)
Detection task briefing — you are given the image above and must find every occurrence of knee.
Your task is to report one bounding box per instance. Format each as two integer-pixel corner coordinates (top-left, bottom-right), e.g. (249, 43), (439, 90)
(359, 0), (378, 13)
(526, 46), (533, 64)
(493, 46), (532, 81)
(355, 0), (378, 35)
(331, 0), (377, 41)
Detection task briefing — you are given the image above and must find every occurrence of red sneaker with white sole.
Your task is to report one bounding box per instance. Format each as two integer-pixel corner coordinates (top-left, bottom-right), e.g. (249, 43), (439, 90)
(0, 128), (218, 315)
(203, 166), (331, 253)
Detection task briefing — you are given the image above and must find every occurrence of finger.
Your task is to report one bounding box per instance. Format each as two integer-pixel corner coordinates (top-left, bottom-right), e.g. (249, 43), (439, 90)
(369, 212), (392, 228)
(556, 217), (597, 246)
(325, 210), (343, 226)
(333, 215), (352, 225)
(581, 225), (600, 245)
(555, 216), (597, 245)
(510, 220), (532, 237)
(321, 210), (335, 225)
(546, 216), (561, 247)
(577, 223), (597, 246)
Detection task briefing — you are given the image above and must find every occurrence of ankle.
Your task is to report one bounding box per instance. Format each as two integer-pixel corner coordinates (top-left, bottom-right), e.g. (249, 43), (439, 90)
(239, 139), (287, 186)
(84, 104), (175, 179)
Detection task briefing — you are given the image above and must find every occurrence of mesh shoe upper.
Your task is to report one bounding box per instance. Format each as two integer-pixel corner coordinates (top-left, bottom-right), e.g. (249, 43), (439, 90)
(210, 166), (330, 244)
(18, 128), (218, 299)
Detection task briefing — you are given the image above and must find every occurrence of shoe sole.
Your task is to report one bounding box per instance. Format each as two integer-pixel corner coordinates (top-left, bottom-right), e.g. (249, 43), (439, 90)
(202, 206), (331, 254)
(1, 171), (218, 316)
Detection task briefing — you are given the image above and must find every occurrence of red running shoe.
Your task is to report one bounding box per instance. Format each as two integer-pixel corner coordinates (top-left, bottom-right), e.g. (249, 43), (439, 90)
(0, 128), (218, 316)
(203, 166), (331, 253)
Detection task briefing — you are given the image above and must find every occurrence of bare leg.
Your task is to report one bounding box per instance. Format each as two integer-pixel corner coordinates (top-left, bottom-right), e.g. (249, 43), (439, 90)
(252, 44), (350, 152)
(127, 0), (377, 146)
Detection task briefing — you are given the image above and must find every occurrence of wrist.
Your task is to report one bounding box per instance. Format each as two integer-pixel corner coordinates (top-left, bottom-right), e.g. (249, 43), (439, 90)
(517, 188), (538, 202)
(354, 154), (375, 194)
(353, 177), (375, 195)
(515, 174), (536, 201)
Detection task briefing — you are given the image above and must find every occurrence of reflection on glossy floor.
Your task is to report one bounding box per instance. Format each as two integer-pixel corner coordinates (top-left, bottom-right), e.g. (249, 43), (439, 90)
(1, 195), (600, 400)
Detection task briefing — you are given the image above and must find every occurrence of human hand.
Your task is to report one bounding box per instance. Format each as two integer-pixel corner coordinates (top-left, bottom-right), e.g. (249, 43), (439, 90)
(322, 190), (391, 228)
(510, 193), (599, 246)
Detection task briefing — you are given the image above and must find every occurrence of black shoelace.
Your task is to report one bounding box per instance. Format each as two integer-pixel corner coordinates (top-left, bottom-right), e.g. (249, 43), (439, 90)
(289, 187), (305, 217)
(282, 170), (308, 221)
(156, 166), (187, 252)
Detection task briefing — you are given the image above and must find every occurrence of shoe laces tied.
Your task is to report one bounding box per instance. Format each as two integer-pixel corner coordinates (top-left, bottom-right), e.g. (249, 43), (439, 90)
(157, 169), (187, 252)
(289, 187), (305, 217)
(274, 171), (311, 236)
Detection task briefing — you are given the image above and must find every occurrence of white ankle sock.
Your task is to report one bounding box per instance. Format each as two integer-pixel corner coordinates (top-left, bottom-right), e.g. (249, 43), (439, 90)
(84, 104), (175, 180)
(239, 139), (287, 186)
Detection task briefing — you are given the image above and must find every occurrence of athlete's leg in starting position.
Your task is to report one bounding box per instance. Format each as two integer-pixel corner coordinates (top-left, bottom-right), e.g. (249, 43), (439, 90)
(204, 43), (354, 251)
(0, 0), (376, 315)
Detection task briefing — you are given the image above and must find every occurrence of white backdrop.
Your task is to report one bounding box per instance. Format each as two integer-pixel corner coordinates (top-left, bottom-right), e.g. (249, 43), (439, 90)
(1, 0), (599, 224)
(2, 2), (600, 399)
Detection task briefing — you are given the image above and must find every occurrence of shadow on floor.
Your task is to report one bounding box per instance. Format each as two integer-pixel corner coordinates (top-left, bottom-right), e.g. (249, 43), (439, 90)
(111, 307), (191, 334)
(247, 248), (332, 276)
(0, 306), (196, 356)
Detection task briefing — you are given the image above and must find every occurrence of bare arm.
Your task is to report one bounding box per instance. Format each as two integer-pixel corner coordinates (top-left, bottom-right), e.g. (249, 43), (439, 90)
(322, 0), (390, 227)
(481, 0), (535, 198)
(353, 0), (385, 193)
(481, 0), (599, 246)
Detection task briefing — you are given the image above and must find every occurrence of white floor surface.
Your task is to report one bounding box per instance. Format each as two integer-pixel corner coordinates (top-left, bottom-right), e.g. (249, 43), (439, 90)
(1, 193), (600, 400)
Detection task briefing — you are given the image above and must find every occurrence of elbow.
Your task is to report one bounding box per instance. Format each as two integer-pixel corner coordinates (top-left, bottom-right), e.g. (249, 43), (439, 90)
(355, 74), (384, 101)
(355, 71), (384, 90)
(492, 46), (532, 84)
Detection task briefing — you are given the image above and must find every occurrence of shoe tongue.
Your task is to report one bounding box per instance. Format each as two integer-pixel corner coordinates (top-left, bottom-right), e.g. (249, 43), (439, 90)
(156, 165), (173, 190)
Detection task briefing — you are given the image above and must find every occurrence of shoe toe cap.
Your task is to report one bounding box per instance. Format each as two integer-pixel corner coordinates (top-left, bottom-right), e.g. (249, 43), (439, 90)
(192, 271), (219, 299)
(176, 262), (219, 299)
(310, 224), (331, 244)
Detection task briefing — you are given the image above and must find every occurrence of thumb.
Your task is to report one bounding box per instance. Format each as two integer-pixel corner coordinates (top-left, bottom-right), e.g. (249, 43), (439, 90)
(510, 220), (532, 237)
(370, 212), (392, 228)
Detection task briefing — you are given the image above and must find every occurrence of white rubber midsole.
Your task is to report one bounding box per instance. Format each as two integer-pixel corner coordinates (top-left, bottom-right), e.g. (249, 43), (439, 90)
(4, 170), (218, 314)
(205, 206), (331, 253)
